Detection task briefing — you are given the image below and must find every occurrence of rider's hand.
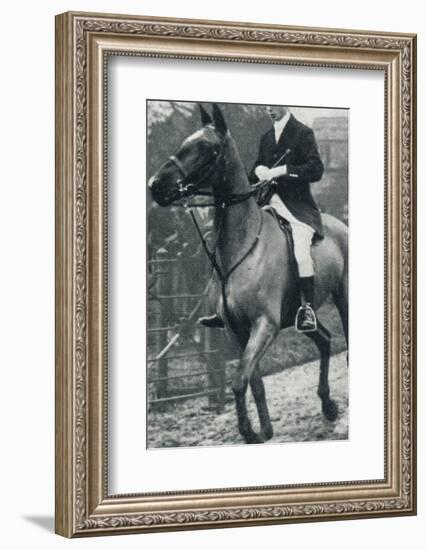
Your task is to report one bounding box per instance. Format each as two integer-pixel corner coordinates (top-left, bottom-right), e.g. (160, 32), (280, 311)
(266, 165), (288, 179)
(254, 165), (270, 181)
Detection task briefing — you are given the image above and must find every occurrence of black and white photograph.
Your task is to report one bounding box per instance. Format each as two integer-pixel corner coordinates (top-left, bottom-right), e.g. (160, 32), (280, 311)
(0, 0), (420, 544)
(147, 100), (349, 448)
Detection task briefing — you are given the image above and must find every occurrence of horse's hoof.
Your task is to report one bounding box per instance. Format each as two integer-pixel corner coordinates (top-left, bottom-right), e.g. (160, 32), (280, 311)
(322, 399), (338, 422)
(261, 426), (274, 441)
(245, 432), (264, 444)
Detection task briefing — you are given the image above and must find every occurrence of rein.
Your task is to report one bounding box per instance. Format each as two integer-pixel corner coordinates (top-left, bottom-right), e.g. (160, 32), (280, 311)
(187, 201), (263, 337)
(187, 203), (263, 284)
(175, 178), (271, 208)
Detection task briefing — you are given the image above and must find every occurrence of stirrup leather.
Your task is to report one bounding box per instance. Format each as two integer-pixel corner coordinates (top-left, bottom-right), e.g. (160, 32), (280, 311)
(295, 303), (318, 333)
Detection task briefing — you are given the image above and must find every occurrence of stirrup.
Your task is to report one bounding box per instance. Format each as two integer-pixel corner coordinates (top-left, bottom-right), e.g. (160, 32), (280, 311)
(295, 304), (318, 333)
(198, 314), (225, 329)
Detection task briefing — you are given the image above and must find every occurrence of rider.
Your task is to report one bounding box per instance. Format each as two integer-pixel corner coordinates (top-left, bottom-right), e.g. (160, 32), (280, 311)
(200, 105), (324, 333)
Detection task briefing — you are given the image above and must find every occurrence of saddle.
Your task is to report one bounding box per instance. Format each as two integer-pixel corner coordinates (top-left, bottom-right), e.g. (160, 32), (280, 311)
(263, 206), (304, 328)
(263, 206), (298, 270)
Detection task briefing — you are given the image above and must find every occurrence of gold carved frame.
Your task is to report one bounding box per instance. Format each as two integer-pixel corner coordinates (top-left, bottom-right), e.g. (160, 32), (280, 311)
(55, 11), (417, 537)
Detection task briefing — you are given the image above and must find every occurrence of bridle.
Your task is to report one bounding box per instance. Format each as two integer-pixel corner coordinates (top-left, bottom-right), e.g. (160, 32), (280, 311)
(168, 154), (221, 200)
(166, 129), (269, 208)
(167, 135), (225, 204)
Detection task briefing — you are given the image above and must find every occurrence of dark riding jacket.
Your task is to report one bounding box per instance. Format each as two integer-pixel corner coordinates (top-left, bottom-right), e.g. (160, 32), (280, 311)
(249, 114), (324, 238)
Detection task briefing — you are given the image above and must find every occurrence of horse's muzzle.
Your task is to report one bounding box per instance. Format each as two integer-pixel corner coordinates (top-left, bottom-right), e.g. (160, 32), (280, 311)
(149, 176), (178, 207)
(148, 174), (157, 190)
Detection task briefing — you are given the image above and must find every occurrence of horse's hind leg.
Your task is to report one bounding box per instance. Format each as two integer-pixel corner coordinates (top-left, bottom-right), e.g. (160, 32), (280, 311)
(306, 321), (338, 421)
(232, 317), (277, 444)
(333, 275), (349, 364)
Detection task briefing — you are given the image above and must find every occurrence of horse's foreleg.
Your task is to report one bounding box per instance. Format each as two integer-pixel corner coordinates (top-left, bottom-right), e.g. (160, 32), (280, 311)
(232, 376), (259, 443)
(250, 366), (273, 441)
(306, 322), (338, 421)
(232, 317), (277, 444)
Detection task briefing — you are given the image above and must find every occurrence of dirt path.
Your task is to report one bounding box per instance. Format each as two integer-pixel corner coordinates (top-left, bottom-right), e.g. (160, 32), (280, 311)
(148, 351), (348, 448)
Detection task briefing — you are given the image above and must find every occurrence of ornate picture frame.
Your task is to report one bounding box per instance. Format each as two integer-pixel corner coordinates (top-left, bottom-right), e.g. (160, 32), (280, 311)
(55, 11), (416, 537)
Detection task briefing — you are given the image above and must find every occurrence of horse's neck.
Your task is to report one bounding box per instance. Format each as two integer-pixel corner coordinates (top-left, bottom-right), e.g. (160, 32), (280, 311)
(214, 135), (260, 274)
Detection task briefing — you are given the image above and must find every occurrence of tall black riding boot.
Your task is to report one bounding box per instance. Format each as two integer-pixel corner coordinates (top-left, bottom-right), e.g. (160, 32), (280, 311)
(295, 276), (318, 332)
(300, 276), (315, 305)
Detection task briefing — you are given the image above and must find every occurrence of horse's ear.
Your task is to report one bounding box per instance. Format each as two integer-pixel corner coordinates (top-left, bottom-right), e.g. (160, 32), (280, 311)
(199, 104), (212, 126)
(212, 103), (228, 136)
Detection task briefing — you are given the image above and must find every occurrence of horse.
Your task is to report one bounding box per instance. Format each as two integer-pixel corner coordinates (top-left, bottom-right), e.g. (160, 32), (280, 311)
(149, 103), (348, 444)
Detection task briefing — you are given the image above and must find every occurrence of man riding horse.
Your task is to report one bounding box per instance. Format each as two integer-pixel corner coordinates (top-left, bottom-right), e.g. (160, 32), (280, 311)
(201, 105), (324, 333)
(150, 102), (348, 441)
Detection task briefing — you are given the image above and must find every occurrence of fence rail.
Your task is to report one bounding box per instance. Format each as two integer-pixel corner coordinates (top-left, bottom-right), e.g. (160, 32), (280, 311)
(149, 388), (220, 406)
(149, 365), (227, 383)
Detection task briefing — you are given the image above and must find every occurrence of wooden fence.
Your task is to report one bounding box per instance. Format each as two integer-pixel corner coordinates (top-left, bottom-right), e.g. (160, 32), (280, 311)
(147, 248), (227, 413)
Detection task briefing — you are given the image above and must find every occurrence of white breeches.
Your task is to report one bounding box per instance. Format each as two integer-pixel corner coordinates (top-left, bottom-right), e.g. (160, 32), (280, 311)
(268, 194), (315, 277)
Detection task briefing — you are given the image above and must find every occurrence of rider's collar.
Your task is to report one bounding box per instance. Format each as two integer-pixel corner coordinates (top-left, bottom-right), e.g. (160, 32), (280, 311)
(274, 111), (291, 142)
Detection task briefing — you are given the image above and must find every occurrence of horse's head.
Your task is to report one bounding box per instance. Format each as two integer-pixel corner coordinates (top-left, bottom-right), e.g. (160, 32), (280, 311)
(149, 103), (228, 207)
